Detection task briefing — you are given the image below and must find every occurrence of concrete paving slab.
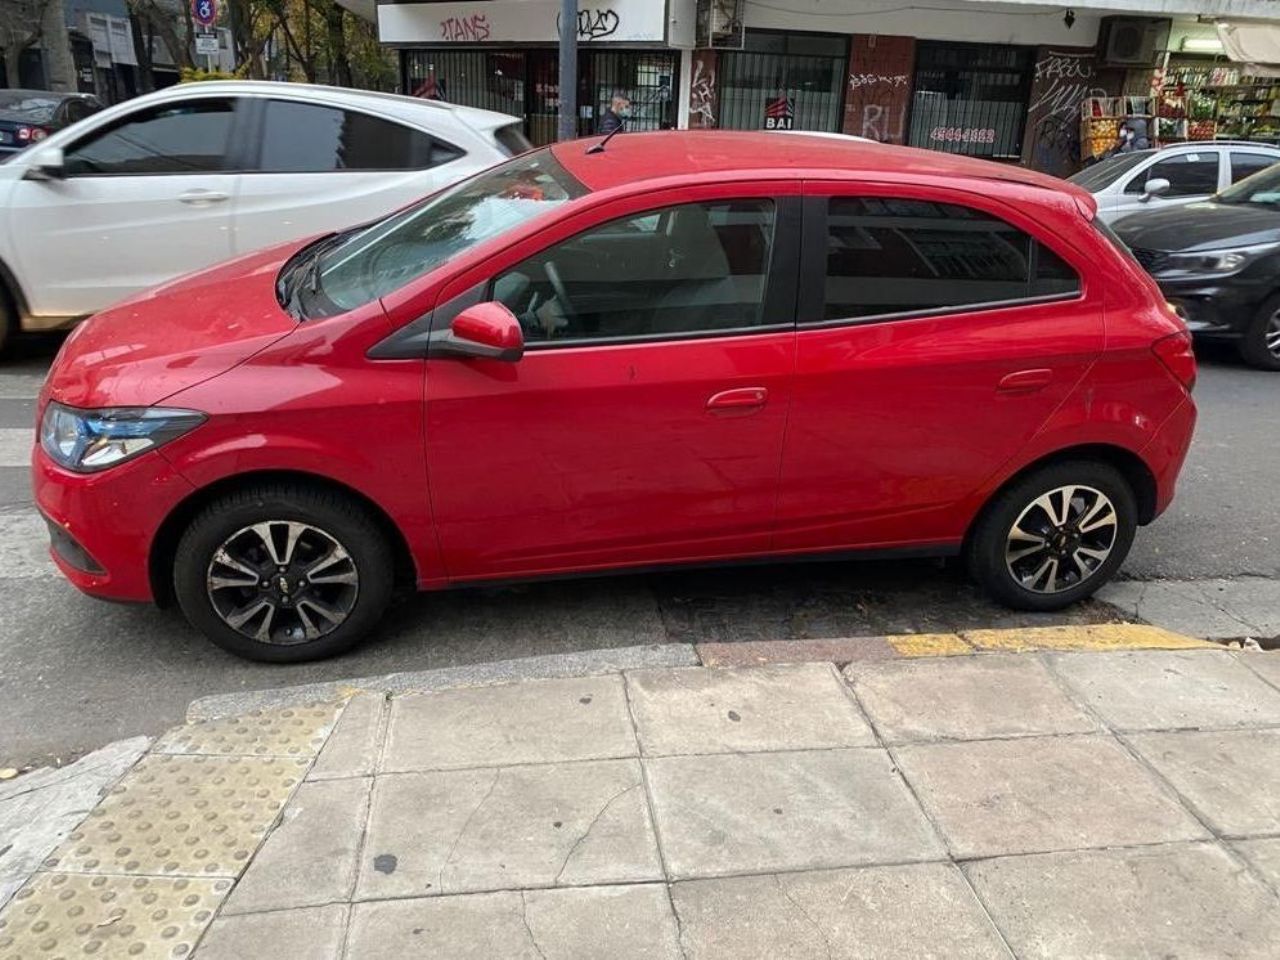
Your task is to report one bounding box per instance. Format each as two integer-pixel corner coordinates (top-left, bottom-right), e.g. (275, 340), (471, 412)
(894, 736), (1208, 859)
(523, 884), (682, 960)
(382, 675), (636, 773)
(1233, 838), (1280, 893)
(347, 891), (539, 959)
(1127, 729), (1280, 837)
(153, 702), (342, 758)
(42, 754), (308, 878)
(644, 748), (943, 880)
(308, 693), (385, 781)
(1048, 649), (1280, 731)
(966, 842), (1280, 959)
(1236, 651), (1280, 692)
(0, 872), (230, 960)
(195, 903), (347, 960)
(625, 663), (874, 756)
(695, 637), (897, 667)
(356, 760), (660, 899)
(0, 736), (148, 910)
(1099, 577), (1280, 640)
(222, 778), (370, 915)
(845, 655), (1096, 743)
(671, 863), (1010, 960)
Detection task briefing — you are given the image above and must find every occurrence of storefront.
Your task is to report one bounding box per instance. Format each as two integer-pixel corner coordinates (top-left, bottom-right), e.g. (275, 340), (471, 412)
(381, 0), (694, 144)
(715, 31), (848, 133)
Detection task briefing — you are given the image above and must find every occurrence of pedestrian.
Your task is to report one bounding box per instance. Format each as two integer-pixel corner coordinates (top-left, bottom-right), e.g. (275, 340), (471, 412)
(599, 94), (631, 135)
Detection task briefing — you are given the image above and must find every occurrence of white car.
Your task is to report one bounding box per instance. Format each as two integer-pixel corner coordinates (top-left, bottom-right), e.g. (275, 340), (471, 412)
(1069, 140), (1280, 224)
(0, 81), (527, 352)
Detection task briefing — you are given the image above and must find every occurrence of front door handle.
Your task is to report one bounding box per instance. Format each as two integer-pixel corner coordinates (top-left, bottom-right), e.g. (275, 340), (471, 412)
(997, 369), (1054, 394)
(707, 387), (768, 414)
(178, 189), (230, 206)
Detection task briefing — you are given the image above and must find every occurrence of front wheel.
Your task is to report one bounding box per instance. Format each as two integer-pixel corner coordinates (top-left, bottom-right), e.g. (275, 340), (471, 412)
(173, 484), (394, 662)
(966, 461), (1137, 611)
(1239, 296), (1280, 371)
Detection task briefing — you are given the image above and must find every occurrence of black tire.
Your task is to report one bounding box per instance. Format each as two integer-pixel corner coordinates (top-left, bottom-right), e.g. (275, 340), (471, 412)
(1239, 295), (1280, 371)
(173, 483), (394, 662)
(966, 460), (1137, 612)
(0, 289), (13, 358)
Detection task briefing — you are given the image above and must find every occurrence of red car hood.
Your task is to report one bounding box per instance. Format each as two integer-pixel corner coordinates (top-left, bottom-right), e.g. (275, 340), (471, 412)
(45, 242), (306, 409)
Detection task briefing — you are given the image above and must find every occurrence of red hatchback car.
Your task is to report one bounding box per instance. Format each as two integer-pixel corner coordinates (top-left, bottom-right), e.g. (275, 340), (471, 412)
(33, 132), (1197, 661)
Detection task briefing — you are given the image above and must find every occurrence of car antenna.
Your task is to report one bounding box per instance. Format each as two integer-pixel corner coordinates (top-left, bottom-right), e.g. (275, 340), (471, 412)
(586, 122), (624, 155)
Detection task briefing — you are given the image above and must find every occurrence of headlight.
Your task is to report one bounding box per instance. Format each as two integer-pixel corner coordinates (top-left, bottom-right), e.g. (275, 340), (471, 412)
(1165, 242), (1280, 275)
(39, 402), (205, 473)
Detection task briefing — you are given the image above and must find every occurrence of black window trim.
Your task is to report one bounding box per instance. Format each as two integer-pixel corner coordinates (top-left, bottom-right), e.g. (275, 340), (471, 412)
(796, 193), (1085, 329)
(471, 194), (804, 352)
(60, 95), (252, 178)
(239, 95), (466, 176)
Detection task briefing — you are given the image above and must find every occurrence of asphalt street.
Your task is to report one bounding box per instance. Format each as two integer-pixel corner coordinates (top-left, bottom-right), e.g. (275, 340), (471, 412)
(0, 333), (1274, 768)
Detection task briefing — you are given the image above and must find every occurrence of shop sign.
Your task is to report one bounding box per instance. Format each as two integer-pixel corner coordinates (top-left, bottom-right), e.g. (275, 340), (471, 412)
(763, 95), (795, 130)
(378, 0), (667, 46)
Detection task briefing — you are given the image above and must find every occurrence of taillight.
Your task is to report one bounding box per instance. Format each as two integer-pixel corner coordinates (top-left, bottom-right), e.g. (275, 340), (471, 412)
(1152, 331), (1197, 392)
(16, 126), (49, 142)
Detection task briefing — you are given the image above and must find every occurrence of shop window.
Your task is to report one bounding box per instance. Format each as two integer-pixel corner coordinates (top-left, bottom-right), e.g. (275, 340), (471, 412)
(257, 100), (462, 172)
(492, 200), (777, 343)
(820, 197), (1080, 321)
(1230, 151), (1277, 184)
(908, 42), (1034, 160)
(1124, 154), (1219, 196)
(717, 30), (848, 133)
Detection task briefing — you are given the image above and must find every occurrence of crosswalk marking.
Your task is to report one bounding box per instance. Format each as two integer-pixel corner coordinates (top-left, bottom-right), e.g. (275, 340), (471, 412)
(0, 511), (56, 578)
(0, 428), (32, 468)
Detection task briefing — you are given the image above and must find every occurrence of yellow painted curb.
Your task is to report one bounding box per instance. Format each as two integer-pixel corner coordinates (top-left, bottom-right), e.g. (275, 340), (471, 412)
(886, 633), (973, 658)
(961, 624), (1212, 653)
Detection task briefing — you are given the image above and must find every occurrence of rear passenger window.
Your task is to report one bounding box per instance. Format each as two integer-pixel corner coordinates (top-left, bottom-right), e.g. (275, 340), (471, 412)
(258, 100), (463, 172)
(1230, 151), (1276, 184)
(821, 197), (1080, 321)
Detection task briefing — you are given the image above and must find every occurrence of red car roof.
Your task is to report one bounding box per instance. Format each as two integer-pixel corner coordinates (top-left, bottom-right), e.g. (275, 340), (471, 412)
(552, 130), (1094, 213)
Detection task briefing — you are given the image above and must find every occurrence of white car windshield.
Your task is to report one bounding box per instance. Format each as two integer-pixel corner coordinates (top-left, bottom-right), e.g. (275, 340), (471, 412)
(301, 151), (587, 317)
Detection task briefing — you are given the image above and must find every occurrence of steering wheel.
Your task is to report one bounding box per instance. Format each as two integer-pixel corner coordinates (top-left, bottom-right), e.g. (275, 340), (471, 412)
(544, 260), (578, 317)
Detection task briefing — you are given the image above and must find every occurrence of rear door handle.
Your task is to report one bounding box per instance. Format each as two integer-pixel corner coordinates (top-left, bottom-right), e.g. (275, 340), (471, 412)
(707, 387), (768, 413)
(997, 369), (1054, 394)
(178, 189), (229, 206)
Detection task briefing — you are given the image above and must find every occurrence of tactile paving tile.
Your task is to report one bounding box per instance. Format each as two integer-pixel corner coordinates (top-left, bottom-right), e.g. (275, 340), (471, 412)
(153, 702), (344, 758)
(0, 872), (228, 959)
(43, 755), (308, 878)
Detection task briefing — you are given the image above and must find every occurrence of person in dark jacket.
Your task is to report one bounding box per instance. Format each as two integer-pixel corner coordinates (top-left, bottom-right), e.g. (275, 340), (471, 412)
(599, 94), (631, 135)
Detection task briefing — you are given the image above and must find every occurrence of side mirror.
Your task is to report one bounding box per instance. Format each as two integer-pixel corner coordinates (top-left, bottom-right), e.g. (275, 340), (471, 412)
(1139, 177), (1171, 202)
(430, 302), (524, 362)
(22, 145), (66, 181)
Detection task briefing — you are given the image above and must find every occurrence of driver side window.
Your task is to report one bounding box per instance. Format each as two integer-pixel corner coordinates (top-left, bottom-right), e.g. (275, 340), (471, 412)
(64, 98), (236, 176)
(491, 199), (777, 344)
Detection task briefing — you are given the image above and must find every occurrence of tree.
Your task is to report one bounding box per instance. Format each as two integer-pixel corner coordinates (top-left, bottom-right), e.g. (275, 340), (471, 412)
(126, 0), (194, 73)
(0, 0), (58, 87)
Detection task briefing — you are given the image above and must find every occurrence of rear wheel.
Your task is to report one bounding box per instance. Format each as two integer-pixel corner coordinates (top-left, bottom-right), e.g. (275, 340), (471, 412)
(0, 289), (13, 357)
(173, 484), (393, 662)
(1239, 297), (1280, 371)
(966, 461), (1137, 611)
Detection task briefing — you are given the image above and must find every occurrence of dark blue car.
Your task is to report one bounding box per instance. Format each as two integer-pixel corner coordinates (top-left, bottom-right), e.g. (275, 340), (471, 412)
(0, 89), (102, 157)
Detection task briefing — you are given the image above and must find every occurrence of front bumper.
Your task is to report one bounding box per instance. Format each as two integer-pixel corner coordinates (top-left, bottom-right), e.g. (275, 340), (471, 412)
(32, 443), (196, 602)
(1155, 274), (1270, 340)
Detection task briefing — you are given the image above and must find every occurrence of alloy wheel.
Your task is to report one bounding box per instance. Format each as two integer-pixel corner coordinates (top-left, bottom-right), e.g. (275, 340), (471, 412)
(206, 521), (360, 645)
(1004, 485), (1118, 594)
(1267, 309), (1280, 359)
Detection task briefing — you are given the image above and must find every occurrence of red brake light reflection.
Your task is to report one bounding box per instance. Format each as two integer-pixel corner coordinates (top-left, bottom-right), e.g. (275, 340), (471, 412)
(1152, 331), (1197, 393)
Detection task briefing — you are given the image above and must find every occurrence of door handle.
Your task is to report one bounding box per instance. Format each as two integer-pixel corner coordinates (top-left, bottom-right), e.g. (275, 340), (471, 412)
(178, 189), (229, 205)
(707, 387), (768, 414)
(997, 369), (1054, 394)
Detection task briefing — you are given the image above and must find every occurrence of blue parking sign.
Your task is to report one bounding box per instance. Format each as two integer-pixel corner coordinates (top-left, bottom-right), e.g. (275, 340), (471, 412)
(193, 0), (216, 27)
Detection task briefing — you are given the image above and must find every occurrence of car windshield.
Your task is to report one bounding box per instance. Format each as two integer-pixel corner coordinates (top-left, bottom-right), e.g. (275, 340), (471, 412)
(304, 151), (586, 316)
(0, 90), (59, 123)
(1216, 162), (1280, 206)
(1068, 151), (1154, 191)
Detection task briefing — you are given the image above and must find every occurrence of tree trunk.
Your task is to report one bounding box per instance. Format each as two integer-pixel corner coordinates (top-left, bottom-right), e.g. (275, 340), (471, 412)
(128, 10), (154, 92)
(39, 0), (75, 91)
(323, 1), (350, 88)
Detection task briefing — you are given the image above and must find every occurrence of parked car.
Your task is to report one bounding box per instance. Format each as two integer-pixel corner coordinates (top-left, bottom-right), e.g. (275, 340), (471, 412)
(33, 133), (1197, 662)
(1069, 141), (1280, 223)
(0, 81), (528, 354)
(0, 89), (102, 158)
(1115, 161), (1280, 370)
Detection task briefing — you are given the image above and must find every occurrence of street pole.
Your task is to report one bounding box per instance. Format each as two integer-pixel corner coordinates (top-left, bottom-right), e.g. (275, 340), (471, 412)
(557, 0), (578, 141)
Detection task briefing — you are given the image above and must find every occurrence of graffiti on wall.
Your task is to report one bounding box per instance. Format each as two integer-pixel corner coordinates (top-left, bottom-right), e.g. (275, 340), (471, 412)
(1025, 50), (1113, 176)
(850, 74), (911, 142)
(440, 13), (491, 42)
(690, 59), (716, 127)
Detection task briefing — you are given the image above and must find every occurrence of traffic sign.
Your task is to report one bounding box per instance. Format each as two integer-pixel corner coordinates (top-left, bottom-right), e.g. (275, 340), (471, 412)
(192, 0), (217, 28)
(195, 32), (219, 55)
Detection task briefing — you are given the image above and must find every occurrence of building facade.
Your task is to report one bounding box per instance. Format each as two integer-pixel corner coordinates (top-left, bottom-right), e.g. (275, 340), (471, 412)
(375, 0), (1280, 173)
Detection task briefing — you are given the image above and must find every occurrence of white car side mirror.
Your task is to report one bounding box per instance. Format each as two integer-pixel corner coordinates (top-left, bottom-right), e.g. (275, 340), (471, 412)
(22, 145), (66, 182)
(1139, 177), (1171, 202)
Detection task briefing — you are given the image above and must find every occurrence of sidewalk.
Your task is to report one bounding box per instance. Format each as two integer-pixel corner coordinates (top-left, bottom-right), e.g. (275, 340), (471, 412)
(4, 627), (1280, 958)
